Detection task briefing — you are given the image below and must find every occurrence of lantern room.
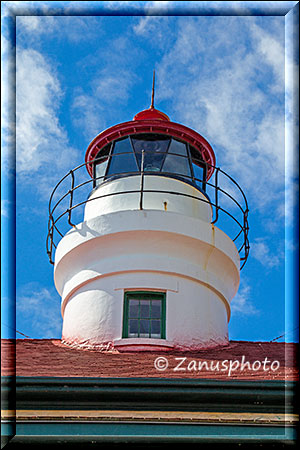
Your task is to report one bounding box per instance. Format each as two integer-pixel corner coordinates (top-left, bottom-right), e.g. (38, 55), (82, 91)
(86, 106), (215, 192)
(83, 106), (216, 223)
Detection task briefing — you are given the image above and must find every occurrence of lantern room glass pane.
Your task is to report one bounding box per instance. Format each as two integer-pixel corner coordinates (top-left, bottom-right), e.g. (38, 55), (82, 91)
(192, 163), (205, 183)
(95, 159), (109, 183)
(190, 145), (204, 166)
(168, 139), (188, 156)
(132, 136), (170, 154)
(162, 154), (191, 178)
(94, 144), (110, 185)
(112, 137), (133, 154)
(192, 162), (207, 191)
(190, 145), (207, 191)
(132, 135), (170, 172)
(107, 137), (138, 176)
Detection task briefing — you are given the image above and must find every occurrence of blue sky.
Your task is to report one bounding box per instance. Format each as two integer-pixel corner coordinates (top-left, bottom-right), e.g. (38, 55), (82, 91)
(1, 1), (299, 343)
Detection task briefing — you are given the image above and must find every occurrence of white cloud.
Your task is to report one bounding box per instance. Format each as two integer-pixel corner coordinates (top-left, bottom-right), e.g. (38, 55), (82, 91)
(17, 283), (62, 338)
(1, 35), (16, 173)
(16, 48), (79, 186)
(18, 15), (43, 32)
(250, 237), (283, 268)
(17, 16), (103, 43)
(71, 92), (107, 141)
(71, 58), (138, 139)
(133, 16), (157, 36)
(231, 282), (259, 316)
(133, 13), (174, 49)
(95, 72), (133, 103)
(152, 17), (285, 214)
(17, 48), (62, 172)
(250, 21), (285, 93)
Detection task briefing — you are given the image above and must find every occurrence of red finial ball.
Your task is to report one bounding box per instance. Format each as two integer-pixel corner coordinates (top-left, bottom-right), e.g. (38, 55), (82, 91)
(133, 107), (170, 121)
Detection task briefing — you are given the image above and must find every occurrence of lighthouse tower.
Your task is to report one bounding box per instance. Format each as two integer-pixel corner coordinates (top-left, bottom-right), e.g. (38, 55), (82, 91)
(47, 80), (249, 351)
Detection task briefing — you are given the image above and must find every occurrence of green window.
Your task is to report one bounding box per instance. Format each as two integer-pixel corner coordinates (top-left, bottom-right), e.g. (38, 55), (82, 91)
(122, 292), (166, 339)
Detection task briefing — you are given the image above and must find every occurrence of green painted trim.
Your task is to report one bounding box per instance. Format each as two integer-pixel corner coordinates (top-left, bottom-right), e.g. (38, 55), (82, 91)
(122, 292), (129, 338)
(9, 422), (296, 444)
(122, 291), (166, 339)
(161, 293), (166, 338)
(2, 377), (297, 414)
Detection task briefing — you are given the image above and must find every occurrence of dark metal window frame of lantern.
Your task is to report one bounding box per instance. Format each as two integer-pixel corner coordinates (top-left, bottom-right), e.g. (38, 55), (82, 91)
(46, 148), (249, 269)
(91, 134), (208, 194)
(122, 291), (166, 339)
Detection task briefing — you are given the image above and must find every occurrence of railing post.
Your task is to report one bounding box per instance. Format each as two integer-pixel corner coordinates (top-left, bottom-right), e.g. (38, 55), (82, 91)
(244, 207), (250, 258)
(139, 150), (145, 210)
(211, 167), (219, 224)
(68, 170), (75, 228)
(47, 216), (55, 265)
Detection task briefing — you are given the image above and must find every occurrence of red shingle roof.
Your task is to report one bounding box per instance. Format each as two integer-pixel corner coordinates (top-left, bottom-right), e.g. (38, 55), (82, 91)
(1, 339), (298, 380)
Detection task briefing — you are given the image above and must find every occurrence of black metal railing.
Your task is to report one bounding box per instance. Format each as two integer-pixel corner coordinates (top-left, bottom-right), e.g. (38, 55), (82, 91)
(47, 152), (249, 269)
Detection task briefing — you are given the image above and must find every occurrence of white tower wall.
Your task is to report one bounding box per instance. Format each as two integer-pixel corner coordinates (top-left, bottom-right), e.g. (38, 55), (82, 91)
(85, 176), (212, 222)
(54, 177), (240, 351)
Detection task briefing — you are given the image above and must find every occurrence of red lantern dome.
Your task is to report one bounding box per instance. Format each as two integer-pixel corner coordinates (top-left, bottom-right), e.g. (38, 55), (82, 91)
(133, 107), (170, 121)
(85, 106), (216, 180)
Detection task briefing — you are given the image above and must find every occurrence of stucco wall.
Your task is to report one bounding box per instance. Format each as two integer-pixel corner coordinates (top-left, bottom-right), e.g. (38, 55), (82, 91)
(55, 208), (239, 350)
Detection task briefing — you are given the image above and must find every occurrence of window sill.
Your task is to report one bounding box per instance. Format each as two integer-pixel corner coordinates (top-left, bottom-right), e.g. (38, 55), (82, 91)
(114, 338), (174, 352)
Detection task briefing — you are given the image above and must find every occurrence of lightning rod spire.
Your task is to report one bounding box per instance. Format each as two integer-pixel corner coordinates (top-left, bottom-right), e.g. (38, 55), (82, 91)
(150, 70), (155, 109)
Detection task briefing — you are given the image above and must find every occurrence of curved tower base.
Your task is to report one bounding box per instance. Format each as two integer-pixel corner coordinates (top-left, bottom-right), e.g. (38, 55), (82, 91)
(54, 209), (240, 352)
